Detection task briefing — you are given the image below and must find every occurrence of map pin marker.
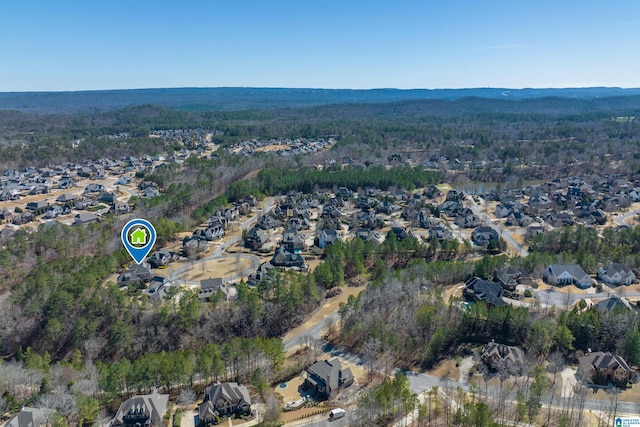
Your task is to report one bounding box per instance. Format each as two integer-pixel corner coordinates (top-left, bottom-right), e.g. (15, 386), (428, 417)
(121, 218), (157, 264)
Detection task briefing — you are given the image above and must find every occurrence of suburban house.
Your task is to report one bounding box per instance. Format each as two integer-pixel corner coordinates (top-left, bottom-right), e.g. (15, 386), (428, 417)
(84, 183), (105, 194)
(481, 340), (525, 371)
(248, 262), (274, 285)
(272, 246), (306, 269)
(111, 202), (132, 215)
(544, 264), (593, 289)
(471, 226), (499, 247)
(44, 205), (68, 219)
(390, 226), (415, 241)
(144, 187), (160, 198)
(193, 224), (225, 241)
(318, 229), (340, 248)
(304, 358), (354, 399)
(597, 263), (636, 286)
(144, 277), (173, 304)
(355, 227), (381, 243)
(463, 277), (507, 307)
(74, 212), (99, 226)
(595, 296), (630, 312)
(198, 382), (251, 423)
(5, 407), (53, 427)
(117, 263), (152, 287)
(26, 200), (49, 214)
(428, 224), (455, 241)
(148, 250), (179, 268)
(281, 229), (306, 253)
(59, 178), (75, 189)
(577, 351), (632, 385)
(56, 193), (79, 206)
(110, 389), (169, 427)
(198, 277), (223, 301)
(0, 208), (13, 223)
(244, 227), (270, 250)
(493, 266), (532, 291)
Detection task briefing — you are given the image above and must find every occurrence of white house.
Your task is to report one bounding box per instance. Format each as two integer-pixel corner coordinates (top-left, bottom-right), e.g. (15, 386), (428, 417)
(598, 263), (636, 286)
(545, 264), (593, 289)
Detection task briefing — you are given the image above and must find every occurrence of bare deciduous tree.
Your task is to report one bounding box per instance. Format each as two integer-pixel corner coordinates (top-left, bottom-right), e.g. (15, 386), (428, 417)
(177, 389), (196, 406)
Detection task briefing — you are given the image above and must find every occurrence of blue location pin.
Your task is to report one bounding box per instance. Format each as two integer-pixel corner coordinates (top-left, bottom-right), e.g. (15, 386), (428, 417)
(121, 218), (157, 264)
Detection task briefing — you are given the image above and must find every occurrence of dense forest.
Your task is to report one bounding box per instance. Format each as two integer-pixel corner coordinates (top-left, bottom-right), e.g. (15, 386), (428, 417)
(2, 97), (640, 182)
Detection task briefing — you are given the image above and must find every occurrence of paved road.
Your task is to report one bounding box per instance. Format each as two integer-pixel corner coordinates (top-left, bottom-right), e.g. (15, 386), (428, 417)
(614, 207), (640, 226)
(286, 413), (349, 427)
(283, 312), (341, 352)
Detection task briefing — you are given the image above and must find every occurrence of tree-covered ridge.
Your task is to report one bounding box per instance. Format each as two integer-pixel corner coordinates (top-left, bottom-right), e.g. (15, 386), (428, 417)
(2, 87), (640, 114)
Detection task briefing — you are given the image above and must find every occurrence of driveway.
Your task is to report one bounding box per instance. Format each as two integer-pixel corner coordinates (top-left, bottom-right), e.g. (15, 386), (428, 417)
(181, 409), (196, 427)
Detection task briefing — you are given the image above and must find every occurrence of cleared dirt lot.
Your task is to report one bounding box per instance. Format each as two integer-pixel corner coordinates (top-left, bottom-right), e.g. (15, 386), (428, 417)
(181, 257), (253, 282)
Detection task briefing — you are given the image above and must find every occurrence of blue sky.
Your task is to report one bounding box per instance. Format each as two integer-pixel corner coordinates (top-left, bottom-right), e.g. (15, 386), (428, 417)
(1, 1), (639, 91)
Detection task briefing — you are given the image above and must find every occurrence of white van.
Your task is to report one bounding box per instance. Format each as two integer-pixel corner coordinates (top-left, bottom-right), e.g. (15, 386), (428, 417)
(329, 408), (346, 420)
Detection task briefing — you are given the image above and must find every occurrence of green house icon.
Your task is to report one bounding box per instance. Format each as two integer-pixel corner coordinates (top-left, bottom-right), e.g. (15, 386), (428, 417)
(130, 228), (148, 246)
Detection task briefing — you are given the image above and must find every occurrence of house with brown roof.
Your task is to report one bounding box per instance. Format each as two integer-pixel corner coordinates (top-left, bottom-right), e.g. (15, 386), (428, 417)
(578, 351), (632, 385)
(198, 382), (251, 424)
(481, 341), (525, 372)
(493, 266), (532, 291)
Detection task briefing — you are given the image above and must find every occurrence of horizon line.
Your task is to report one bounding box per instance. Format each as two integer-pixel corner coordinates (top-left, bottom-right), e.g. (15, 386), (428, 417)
(2, 85), (640, 95)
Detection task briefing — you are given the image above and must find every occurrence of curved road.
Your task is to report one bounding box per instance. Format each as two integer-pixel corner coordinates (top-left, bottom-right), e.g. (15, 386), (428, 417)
(614, 207), (640, 226)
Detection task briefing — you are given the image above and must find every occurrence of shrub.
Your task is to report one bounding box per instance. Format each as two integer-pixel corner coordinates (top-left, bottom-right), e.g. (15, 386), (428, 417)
(173, 408), (183, 427)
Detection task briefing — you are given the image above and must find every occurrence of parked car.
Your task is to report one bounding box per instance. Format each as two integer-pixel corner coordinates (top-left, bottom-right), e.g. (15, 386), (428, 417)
(329, 408), (346, 421)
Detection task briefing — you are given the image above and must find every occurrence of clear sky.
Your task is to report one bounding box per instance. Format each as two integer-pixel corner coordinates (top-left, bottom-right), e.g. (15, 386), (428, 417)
(1, 0), (640, 92)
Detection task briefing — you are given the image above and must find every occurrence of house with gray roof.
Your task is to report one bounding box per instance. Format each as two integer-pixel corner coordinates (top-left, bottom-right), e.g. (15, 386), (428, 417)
(464, 277), (507, 307)
(84, 183), (105, 194)
(144, 276), (173, 304)
(598, 263), (636, 286)
(471, 226), (499, 247)
(199, 277), (223, 301)
(304, 358), (354, 399)
(117, 263), (152, 287)
(5, 407), (53, 427)
(26, 200), (49, 214)
(74, 212), (99, 226)
(544, 264), (592, 289)
(110, 389), (169, 427)
(318, 229), (340, 248)
(595, 295), (630, 312)
(272, 246), (306, 269)
(198, 382), (251, 423)
(56, 192), (79, 205)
